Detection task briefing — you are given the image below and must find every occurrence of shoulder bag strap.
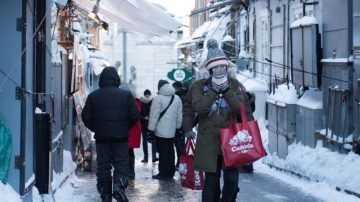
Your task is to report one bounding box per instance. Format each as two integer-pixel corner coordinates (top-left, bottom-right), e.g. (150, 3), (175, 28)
(158, 95), (174, 121)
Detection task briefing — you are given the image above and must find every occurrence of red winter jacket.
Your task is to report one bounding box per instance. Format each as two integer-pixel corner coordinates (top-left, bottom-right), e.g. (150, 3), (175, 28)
(128, 98), (142, 148)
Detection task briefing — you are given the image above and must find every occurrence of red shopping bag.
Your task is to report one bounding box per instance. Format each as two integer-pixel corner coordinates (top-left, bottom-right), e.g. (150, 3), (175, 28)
(179, 139), (204, 190)
(220, 102), (267, 168)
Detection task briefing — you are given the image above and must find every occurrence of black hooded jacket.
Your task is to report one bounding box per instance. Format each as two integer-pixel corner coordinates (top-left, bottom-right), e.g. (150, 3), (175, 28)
(81, 67), (140, 142)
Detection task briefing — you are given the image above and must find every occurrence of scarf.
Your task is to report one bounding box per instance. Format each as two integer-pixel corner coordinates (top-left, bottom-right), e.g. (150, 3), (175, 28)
(140, 96), (152, 104)
(203, 85), (230, 117)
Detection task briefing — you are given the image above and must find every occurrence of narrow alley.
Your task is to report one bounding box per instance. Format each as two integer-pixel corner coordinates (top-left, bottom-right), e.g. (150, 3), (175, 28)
(52, 148), (353, 202)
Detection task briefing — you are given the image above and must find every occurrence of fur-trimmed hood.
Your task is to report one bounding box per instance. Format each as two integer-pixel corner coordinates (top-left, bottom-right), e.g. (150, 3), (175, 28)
(197, 60), (237, 80)
(140, 96), (152, 103)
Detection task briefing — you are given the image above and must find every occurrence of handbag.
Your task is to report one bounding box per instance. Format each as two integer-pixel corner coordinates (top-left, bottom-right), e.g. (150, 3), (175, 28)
(179, 138), (205, 190)
(147, 95), (174, 143)
(220, 102), (267, 168)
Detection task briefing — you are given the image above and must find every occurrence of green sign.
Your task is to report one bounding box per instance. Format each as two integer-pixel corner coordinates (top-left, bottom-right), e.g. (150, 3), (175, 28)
(167, 68), (192, 81)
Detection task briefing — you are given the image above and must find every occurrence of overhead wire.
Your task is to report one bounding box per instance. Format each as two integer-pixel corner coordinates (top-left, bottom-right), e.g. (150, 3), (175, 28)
(0, 2), (56, 96)
(187, 5), (351, 85)
(220, 40), (352, 84)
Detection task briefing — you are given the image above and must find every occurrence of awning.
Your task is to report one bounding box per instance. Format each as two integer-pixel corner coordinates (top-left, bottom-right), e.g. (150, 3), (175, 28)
(72, 0), (181, 37)
(200, 14), (232, 62)
(191, 21), (211, 40)
(175, 37), (195, 48)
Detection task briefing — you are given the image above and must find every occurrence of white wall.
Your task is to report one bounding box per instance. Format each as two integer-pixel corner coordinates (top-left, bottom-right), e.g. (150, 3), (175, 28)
(101, 29), (178, 98)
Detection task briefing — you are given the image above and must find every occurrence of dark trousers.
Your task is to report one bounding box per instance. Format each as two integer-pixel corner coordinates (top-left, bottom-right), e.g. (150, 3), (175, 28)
(202, 156), (239, 202)
(155, 136), (175, 178)
(142, 128), (157, 159)
(96, 142), (129, 197)
(129, 148), (135, 180)
(174, 131), (185, 166)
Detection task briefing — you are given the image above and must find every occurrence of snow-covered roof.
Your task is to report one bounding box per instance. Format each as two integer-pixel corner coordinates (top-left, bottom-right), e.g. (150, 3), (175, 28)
(267, 83), (298, 105)
(175, 37), (194, 48)
(236, 70), (253, 82)
(222, 34), (235, 42)
(243, 79), (268, 92)
(201, 14), (232, 62)
(236, 70), (267, 92)
(72, 0), (181, 37)
(192, 21), (212, 39)
(238, 50), (251, 58)
(90, 57), (110, 76)
(297, 89), (323, 109)
(290, 16), (318, 28)
(218, 5), (231, 14)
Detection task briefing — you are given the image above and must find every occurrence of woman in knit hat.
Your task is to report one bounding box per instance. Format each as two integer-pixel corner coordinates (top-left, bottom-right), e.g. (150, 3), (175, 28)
(182, 39), (254, 201)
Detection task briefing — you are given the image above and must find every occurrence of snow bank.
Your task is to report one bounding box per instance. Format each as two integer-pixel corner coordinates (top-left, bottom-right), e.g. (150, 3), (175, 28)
(263, 143), (360, 194)
(0, 183), (21, 202)
(51, 150), (77, 190)
(267, 83), (298, 105)
(243, 79), (268, 92)
(297, 89), (323, 109)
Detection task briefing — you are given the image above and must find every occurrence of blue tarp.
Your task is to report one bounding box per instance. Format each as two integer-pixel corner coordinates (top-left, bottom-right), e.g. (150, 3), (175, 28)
(0, 112), (12, 184)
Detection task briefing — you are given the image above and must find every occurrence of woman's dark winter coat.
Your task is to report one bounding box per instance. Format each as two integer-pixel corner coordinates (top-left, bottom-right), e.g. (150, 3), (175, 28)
(189, 78), (254, 173)
(81, 67), (140, 142)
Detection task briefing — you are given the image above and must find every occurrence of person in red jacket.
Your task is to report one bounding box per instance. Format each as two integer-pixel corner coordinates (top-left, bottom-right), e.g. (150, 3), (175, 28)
(121, 83), (142, 187)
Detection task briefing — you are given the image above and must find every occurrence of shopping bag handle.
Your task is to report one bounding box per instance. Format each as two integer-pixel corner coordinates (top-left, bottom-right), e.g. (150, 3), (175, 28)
(240, 102), (248, 123)
(225, 102), (248, 128)
(185, 138), (195, 155)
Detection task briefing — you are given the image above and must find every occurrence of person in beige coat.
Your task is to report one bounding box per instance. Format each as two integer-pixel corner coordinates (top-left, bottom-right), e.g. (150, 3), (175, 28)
(183, 39), (254, 202)
(148, 80), (182, 179)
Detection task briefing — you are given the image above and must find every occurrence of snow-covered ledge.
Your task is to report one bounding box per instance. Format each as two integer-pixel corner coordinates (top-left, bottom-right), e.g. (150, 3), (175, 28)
(321, 55), (353, 64)
(290, 16), (318, 28)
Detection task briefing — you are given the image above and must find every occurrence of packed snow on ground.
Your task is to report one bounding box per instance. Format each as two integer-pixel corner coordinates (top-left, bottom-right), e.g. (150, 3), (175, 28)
(32, 150), (77, 202)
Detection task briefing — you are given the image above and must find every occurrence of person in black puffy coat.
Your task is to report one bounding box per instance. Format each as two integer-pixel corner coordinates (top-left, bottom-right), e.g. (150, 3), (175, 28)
(82, 66), (139, 202)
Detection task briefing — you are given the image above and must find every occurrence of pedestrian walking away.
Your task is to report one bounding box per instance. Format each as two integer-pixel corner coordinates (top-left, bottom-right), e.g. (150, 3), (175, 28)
(140, 89), (158, 163)
(82, 66), (140, 202)
(172, 81), (188, 169)
(147, 79), (183, 180)
(182, 39), (255, 202)
(120, 83), (142, 188)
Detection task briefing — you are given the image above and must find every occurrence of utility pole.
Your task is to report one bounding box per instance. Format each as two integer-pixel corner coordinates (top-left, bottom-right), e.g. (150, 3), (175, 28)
(123, 31), (127, 83)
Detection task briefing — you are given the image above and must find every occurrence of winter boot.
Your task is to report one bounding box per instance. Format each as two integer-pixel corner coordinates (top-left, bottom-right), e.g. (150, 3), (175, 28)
(100, 194), (112, 202)
(113, 189), (128, 202)
(230, 187), (240, 202)
(242, 163), (254, 173)
(97, 182), (112, 202)
(113, 177), (129, 202)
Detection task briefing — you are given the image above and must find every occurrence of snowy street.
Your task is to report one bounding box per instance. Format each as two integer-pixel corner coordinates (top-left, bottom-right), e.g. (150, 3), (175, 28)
(52, 147), (359, 202)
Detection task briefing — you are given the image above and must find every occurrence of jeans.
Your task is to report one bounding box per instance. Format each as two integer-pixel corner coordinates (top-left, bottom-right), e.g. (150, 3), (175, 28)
(202, 156), (239, 202)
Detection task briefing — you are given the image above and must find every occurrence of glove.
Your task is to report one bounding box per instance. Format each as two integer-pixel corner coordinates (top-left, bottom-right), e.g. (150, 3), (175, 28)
(211, 76), (229, 93)
(184, 131), (196, 139)
(147, 130), (155, 143)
